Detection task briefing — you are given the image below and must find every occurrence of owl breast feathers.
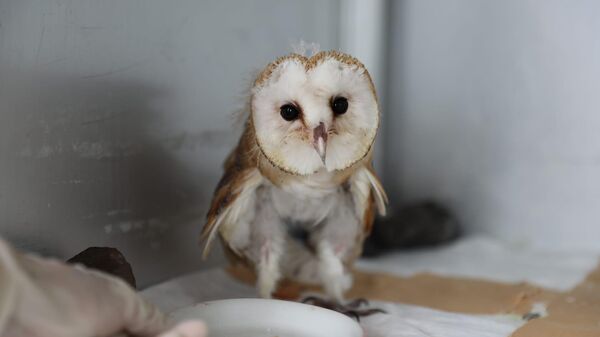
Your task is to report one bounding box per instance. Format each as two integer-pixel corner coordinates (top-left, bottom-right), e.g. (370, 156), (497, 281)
(201, 50), (387, 300)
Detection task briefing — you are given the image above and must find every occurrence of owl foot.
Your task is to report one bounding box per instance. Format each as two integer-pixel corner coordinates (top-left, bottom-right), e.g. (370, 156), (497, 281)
(301, 296), (386, 321)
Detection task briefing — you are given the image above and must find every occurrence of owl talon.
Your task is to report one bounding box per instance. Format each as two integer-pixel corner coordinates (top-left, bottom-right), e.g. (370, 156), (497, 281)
(346, 297), (369, 308)
(300, 296), (386, 321)
(348, 310), (361, 322)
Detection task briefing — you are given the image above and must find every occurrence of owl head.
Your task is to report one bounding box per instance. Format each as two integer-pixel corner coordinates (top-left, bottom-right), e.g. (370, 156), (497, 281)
(251, 51), (380, 175)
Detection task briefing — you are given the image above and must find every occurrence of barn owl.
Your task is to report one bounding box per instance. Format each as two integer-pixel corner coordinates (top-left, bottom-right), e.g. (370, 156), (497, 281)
(201, 50), (387, 304)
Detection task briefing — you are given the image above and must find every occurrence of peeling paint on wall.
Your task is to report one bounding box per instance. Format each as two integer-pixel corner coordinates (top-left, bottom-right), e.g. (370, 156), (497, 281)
(72, 141), (142, 159)
(103, 218), (171, 236)
(19, 143), (65, 158)
(18, 141), (143, 159)
(0, 0), (339, 287)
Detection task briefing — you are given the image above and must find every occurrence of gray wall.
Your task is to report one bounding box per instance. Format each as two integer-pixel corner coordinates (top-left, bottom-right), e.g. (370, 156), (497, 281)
(4, 0), (599, 287)
(386, 0), (600, 250)
(0, 0), (339, 287)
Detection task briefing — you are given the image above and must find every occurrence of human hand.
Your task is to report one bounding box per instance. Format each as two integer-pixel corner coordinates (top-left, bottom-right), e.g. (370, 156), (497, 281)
(0, 238), (206, 337)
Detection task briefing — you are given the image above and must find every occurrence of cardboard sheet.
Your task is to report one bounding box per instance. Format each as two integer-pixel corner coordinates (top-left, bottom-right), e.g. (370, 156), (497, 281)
(228, 262), (600, 337)
(227, 264), (558, 316)
(512, 263), (600, 337)
(142, 236), (600, 337)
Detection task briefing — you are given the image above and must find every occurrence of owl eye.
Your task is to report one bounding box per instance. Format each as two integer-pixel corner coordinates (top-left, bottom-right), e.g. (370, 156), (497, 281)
(280, 104), (300, 121)
(331, 97), (348, 115)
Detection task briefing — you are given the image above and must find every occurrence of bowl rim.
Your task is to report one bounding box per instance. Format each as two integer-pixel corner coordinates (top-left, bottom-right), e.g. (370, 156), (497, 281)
(169, 298), (363, 336)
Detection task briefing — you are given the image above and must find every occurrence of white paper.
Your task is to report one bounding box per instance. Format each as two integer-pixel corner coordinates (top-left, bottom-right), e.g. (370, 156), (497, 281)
(357, 235), (599, 291)
(361, 302), (525, 337)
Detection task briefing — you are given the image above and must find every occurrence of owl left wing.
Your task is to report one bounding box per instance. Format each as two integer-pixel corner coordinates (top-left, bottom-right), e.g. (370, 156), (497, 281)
(200, 122), (264, 258)
(348, 163), (388, 234)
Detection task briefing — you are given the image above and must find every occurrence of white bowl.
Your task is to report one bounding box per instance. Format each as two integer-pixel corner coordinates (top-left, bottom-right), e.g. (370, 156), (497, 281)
(169, 298), (363, 337)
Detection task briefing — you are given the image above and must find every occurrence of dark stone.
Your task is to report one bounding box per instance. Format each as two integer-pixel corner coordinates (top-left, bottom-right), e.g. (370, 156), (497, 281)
(362, 201), (461, 257)
(67, 247), (137, 288)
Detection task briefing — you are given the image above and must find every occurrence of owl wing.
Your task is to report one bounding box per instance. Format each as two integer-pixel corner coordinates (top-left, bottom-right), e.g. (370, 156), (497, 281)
(349, 163), (388, 235)
(200, 123), (263, 258)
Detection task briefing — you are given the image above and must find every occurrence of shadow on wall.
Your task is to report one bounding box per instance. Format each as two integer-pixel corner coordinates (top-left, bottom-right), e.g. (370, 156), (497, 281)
(0, 70), (223, 287)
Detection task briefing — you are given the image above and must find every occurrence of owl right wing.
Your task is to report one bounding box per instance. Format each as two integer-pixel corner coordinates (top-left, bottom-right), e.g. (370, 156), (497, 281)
(200, 166), (263, 258)
(200, 122), (264, 258)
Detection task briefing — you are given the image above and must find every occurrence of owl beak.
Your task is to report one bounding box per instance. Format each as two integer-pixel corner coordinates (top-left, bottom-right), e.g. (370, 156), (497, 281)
(313, 122), (328, 165)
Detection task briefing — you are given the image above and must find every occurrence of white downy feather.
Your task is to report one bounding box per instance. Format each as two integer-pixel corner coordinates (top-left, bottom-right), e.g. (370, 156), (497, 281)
(364, 167), (388, 215)
(202, 170), (263, 258)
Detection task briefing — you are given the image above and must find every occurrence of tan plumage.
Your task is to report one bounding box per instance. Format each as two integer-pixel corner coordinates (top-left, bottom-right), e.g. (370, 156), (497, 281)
(201, 50), (387, 300)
